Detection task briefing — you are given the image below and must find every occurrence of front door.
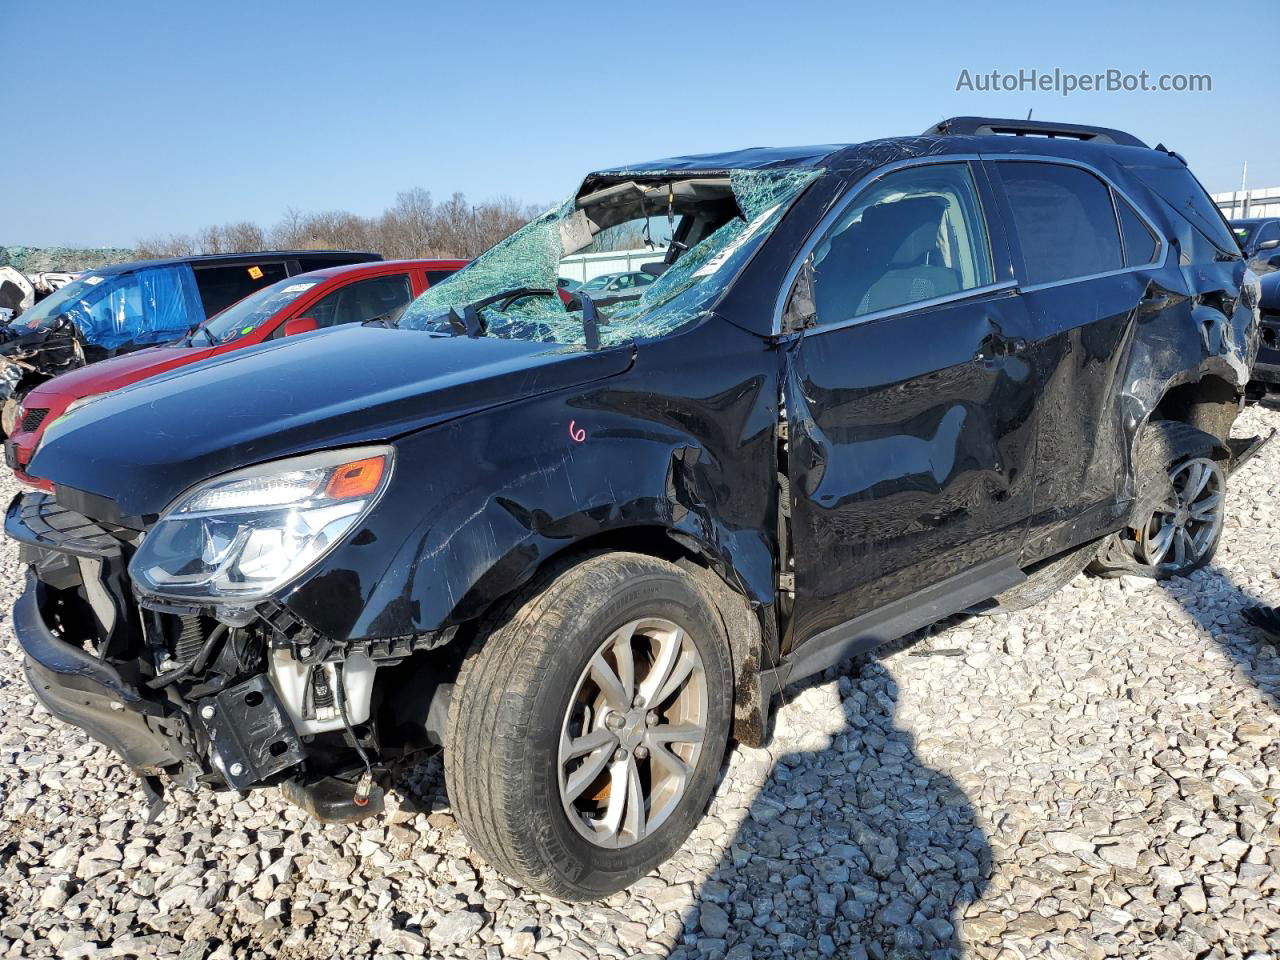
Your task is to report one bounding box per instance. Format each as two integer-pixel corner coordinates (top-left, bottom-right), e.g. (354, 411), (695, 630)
(784, 160), (1040, 648)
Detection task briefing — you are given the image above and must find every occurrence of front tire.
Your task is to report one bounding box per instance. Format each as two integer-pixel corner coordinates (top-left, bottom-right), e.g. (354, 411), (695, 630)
(444, 551), (733, 900)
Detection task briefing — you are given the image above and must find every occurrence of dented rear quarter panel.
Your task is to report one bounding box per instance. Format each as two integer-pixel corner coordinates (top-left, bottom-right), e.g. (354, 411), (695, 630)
(972, 143), (1256, 563)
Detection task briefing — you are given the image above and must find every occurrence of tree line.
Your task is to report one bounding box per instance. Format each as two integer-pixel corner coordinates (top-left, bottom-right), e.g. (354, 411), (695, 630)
(135, 189), (546, 260)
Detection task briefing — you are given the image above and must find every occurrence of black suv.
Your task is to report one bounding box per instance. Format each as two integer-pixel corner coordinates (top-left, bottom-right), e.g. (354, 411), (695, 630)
(8, 117), (1260, 899)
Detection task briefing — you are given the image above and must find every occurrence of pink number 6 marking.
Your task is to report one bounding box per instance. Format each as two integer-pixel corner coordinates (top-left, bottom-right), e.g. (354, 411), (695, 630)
(568, 420), (586, 443)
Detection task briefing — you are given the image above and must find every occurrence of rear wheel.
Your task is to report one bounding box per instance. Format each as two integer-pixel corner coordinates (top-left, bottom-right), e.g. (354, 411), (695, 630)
(445, 552), (733, 900)
(1089, 421), (1227, 579)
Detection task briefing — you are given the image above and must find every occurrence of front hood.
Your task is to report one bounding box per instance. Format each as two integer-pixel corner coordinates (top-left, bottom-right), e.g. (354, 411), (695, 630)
(28, 345), (209, 401)
(32, 325), (634, 517)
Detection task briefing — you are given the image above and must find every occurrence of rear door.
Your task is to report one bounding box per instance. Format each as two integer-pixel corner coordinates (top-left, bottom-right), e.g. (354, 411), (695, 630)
(985, 158), (1166, 560)
(784, 159), (1039, 648)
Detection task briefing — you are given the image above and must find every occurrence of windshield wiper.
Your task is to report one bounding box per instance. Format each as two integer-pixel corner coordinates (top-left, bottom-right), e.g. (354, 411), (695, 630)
(446, 304), (486, 337)
(187, 326), (214, 347)
(578, 292), (601, 350)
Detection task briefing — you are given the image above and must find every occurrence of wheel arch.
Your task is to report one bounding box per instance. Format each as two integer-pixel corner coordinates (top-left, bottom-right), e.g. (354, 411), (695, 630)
(447, 521), (779, 749)
(1146, 373), (1240, 452)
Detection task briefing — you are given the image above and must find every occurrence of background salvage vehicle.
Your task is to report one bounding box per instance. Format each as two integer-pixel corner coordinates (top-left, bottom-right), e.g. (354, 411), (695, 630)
(7, 117), (1261, 900)
(0, 250), (381, 437)
(5, 258), (468, 486)
(1250, 270), (1280, 405)
(1230, 217), (1280, 275)
(579, 270), (656, 295)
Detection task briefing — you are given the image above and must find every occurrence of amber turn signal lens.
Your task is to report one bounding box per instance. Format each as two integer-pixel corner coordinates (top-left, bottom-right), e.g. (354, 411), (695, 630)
(324, 456), (386, 500)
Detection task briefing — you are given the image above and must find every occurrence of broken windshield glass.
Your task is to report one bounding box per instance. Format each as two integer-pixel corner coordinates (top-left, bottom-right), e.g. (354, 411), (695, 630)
(398, 167), (822, 347)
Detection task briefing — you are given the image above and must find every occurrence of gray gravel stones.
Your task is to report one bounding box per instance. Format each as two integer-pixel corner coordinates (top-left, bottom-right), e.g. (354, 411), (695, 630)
(1, 405), (1279, 959)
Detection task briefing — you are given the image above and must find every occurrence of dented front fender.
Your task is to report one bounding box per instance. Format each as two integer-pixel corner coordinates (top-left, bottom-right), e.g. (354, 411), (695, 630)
(280, 315), (782, 647)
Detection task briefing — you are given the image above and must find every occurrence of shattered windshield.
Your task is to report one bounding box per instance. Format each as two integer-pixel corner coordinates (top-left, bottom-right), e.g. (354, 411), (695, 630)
(17, 273), (112, 329)
(397, 167), (822, 347)
(197, 276), (321, 345)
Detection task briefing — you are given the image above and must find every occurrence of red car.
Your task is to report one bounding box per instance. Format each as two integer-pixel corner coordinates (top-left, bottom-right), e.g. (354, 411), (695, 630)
(8, 258), (467, 486)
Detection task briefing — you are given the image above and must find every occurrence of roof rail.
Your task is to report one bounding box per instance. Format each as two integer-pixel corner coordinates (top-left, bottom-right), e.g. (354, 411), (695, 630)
(924, 116), (1148, 149)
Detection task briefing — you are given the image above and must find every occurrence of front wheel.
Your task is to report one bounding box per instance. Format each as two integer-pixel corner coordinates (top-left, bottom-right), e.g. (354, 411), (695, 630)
(444, 552), (733, 900)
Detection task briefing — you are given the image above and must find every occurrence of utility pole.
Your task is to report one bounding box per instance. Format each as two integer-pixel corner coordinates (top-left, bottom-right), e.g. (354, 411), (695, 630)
(1240, 161), (1249, 218)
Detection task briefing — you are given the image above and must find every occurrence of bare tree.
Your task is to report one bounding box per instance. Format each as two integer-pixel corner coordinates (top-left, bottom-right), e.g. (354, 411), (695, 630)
(223, 221), (266, 252)
(135, 233), (197, 258)
(135, 189), (547, 260)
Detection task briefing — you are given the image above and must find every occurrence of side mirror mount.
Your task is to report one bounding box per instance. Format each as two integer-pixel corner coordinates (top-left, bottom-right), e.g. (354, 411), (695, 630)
(283, 316), (318, 337)
(782, 257), (818, 333)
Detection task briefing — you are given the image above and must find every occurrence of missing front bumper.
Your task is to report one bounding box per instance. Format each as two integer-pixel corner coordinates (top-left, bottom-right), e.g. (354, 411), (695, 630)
(14, 572), (198, 779)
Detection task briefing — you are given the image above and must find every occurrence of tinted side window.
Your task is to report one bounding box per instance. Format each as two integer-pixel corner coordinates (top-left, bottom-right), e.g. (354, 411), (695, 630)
(306, 275), (413, 329)
(999, 162), (1123, 284)
(425, 269), (458, 287)
(293, 256), (375, 273)
(1117, 196), (1159, 267)
(811, 163), (994, 325)
(195, 262), (289, 317)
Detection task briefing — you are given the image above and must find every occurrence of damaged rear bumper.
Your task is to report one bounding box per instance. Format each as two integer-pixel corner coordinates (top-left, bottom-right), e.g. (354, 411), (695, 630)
(14, 571), (198, 778)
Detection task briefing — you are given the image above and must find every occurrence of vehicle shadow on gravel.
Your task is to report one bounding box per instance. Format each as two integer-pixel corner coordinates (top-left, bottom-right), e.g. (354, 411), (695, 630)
(1156, 564), (1280, 708)
(674, 655), (991, 959)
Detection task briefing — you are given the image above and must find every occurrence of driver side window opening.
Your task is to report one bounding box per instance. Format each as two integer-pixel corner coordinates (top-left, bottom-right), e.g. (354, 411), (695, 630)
(810, 163), (994, 327)
(306, 275), (413, 329)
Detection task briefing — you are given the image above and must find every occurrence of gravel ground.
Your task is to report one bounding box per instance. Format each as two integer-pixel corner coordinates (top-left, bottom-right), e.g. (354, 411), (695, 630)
(2, 405), (1279, 960)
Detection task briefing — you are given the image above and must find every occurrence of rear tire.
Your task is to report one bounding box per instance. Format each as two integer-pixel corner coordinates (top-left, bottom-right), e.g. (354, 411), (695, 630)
(444, 551), (733, 900)
(1088, 421), (1227, 579)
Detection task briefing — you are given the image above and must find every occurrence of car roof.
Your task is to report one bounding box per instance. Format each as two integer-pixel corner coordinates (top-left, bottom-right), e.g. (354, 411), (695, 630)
(595, 144), (851, 177)
(1230, 217), (1279, 226)
(88, 250), (381, 275)
(589, 118), (1159, 182)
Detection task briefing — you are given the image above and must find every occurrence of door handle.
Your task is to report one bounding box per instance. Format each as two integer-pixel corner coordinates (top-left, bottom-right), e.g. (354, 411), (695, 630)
(973, 331), (1027, 363)
(1139, 291), (1174, 314)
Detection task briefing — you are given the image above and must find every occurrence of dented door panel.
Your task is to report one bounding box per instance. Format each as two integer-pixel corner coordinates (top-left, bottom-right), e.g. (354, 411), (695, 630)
(1016, 271), (1152, 557)
(784, 290), (1038, 645)
(1002, 153), (1258, 564)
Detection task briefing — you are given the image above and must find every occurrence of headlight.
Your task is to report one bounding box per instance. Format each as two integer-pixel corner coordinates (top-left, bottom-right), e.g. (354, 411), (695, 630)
(59, 395), (98, 420)
(129, 446), (394, 602)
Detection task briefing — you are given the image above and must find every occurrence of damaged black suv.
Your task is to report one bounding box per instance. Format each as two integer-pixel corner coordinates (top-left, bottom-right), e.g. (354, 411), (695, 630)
(9, 117), (1261, 899)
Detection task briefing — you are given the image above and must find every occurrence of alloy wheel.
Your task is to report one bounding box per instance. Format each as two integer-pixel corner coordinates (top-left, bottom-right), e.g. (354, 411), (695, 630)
(1134, 457), (1225, 571)
(557, 617), (707, 848)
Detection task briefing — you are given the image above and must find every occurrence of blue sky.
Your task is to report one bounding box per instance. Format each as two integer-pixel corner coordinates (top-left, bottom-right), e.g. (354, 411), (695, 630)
(4, 0), (1277, 247)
